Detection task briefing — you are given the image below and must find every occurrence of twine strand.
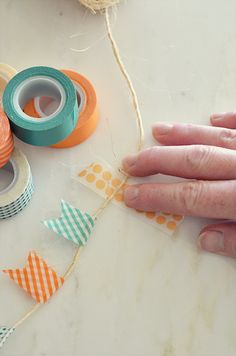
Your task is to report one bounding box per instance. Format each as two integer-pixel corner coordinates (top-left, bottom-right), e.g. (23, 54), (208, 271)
(93, 8), (145, 218)
(63, 246), (83, 279)
(105, 8), (144, 152)
(13, 304), (40, 329)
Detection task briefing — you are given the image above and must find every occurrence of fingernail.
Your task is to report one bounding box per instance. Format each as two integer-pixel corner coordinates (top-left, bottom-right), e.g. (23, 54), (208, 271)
(124, 186), (139, 204)
(122, 154), (138, 172)
(210, 113), (226, 121)
(152, 123), (173, 136)
(198, 231), (225, 253)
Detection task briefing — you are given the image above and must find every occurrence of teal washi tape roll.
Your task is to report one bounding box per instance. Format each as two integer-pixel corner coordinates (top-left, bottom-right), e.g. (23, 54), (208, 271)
(0, 148), (34, 219)
(3, 66), (78, 146)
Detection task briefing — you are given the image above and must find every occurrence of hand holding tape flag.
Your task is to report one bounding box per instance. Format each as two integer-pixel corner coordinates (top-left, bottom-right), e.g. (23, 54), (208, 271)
(3, 252), (64, 303)
(42, 200), (95, 246)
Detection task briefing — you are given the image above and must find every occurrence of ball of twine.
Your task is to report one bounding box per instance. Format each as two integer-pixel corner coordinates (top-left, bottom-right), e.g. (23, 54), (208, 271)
(78, 0), (120, 13)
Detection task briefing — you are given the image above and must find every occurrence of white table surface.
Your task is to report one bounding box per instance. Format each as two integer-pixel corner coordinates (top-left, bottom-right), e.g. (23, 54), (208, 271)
(1, 0), (236, 355)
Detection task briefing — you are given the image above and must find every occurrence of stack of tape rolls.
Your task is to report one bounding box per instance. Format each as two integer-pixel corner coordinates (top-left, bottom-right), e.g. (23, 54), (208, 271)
(0, 64), (34, 218)
(0, 66), (98, 218)
(0, 63), (17, 107)
(3, 66), (79, 146)
(0, 148), (34, 219)
(23, 69), (98, 148)
(0, 109), (14, 168)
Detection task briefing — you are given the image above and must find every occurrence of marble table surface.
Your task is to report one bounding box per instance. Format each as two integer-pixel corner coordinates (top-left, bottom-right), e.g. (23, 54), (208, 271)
(1, 0), (236, 355)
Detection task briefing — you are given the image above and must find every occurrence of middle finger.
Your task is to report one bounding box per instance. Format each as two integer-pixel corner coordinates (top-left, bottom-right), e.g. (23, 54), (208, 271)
(123, 145), (236, 180)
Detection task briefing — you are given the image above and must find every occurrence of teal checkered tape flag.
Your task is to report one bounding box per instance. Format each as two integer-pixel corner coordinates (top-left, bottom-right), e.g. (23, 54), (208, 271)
(43, 200), (95, 246)
(0, 327), (15, 349)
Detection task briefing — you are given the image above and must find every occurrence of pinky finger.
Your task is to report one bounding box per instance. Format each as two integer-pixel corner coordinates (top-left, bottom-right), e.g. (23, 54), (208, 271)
(211, 112), (236, 129)
(198, 222), (236, 258)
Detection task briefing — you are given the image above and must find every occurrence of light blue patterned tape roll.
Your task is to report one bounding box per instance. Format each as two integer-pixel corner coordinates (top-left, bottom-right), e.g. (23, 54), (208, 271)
(0, 148), (34, 219)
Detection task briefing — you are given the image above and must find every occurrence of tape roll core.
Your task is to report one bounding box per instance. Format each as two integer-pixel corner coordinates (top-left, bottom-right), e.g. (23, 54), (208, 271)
(34, 80), (84, 120)
(0, 161), (15, 193)
(14, 76), (66, 122)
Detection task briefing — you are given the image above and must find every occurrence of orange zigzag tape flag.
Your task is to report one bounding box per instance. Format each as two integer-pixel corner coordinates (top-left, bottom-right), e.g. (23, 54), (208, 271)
(3, 251), (64, 303)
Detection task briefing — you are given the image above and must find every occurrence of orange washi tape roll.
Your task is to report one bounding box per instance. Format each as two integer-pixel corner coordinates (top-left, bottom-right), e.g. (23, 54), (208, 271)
(24, 70), (98, 148)
(0, 109), (14, 168)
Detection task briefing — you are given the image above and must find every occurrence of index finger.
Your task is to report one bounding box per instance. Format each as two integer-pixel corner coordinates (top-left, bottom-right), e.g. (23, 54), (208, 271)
(124, 180), (236, 219)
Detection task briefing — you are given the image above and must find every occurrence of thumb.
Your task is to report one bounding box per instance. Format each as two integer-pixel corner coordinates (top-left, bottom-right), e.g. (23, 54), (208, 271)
(198, 222), (236, 258)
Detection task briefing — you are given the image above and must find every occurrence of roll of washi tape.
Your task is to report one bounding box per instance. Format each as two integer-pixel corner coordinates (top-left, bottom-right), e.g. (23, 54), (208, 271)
(0, 63), (17, 107)
(0, 148), (34, 219)
(3, 66), (79, 146)
(0, 109), (14, 169)
(24, 69), (98, 148)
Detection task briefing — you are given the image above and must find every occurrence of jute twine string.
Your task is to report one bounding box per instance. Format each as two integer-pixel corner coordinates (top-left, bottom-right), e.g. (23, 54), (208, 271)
(78, 0), (120, 13)
(13, 1), (144, 329)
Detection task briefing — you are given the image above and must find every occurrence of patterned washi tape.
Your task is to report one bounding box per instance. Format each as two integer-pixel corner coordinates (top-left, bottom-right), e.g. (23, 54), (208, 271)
(24, 69), (99, 148)
(0, 109), (14, 168)
(0, 327), (15, 349)
(43, 200), (95, 246)
(0, 148), (34, 219)
(77, 161), (184, 235)
(3, 251), (64, 303)
(3, 66), (79, 146)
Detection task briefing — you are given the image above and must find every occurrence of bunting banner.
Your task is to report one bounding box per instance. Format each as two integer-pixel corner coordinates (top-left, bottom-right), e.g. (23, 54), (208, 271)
(3, 251), (64, 303)
(43, 200), (95, 246)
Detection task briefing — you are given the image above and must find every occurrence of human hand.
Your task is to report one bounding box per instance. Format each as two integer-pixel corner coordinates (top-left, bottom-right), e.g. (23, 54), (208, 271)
(123, 112), (236, 258)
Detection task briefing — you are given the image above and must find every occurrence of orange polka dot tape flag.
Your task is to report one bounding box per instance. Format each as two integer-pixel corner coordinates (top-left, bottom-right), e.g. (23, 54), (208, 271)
(77, 161), (184, 235)
(3, 251), (64, 303)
